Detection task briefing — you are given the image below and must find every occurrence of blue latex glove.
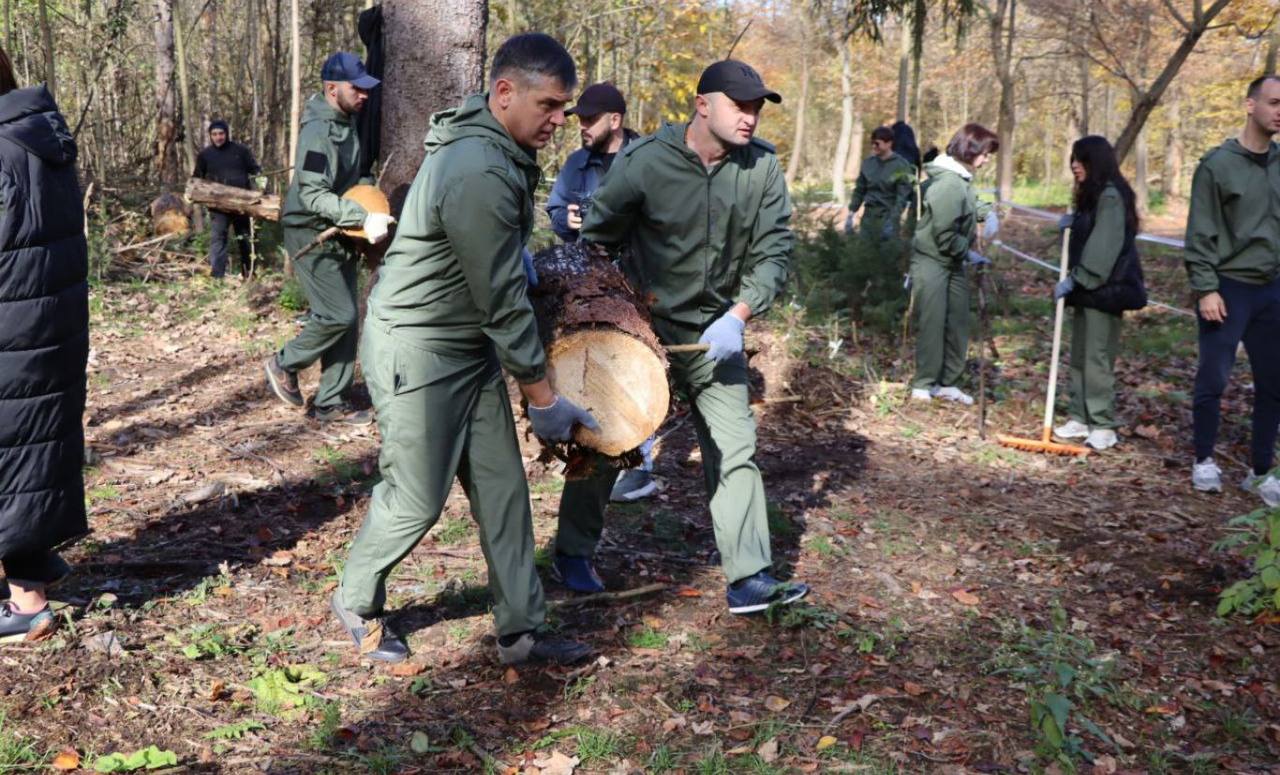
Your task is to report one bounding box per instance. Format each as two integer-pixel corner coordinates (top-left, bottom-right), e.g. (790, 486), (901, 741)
(521, 248), (538, 287)
(1054, 276), (1076, 300)
(982, 210), (1000, 241)
(698, 312), (745, 362)
(967, 250), (990, 267)
(1057, 213), (1074, 232)
(843, 213), (855, 235)
(527, 395), (600, 441)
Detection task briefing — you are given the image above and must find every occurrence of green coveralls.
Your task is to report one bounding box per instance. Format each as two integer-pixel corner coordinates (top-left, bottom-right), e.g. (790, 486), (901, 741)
(338, 95), (548, 636)
(849, 152), (913, 240)
(1066, 185), (1125, 429)
(278, 95), (371, 409)
(556, 121), (793, 584)
(910, 156), (981, 392)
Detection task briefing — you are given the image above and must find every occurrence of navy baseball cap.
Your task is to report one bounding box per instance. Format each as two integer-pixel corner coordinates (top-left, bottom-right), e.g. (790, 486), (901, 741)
(320, 52), (380, 89)
(696, 60), (781, 104)
(566, 83), (627, 117)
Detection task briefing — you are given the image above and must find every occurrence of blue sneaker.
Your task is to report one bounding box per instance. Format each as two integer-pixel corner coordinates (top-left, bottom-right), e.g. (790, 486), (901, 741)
(551, 554), (606, 594)
(726, 571), (809, 615)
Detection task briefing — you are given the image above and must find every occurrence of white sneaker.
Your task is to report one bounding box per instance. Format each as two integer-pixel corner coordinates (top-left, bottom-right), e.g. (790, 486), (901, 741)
(909, 388), (933, 402)
(1054, 419), (1090, 440)
(1242, 473), (1280, 507)
(932, 386), (974, 405)
(1084, 429), (1117, 450)
(1192, 458), (1223, 493)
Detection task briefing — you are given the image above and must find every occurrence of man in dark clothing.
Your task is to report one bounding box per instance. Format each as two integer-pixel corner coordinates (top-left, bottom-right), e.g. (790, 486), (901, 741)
(1186, 74), (1280, 503)
(193, 119), (261, 278)
(546, 82), (637, 242)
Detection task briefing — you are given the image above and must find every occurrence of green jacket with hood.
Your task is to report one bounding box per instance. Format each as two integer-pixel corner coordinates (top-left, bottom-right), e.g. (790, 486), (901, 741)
(280, 94), (372, 236)
(579, 121), (793, 343)
(367, 94), (546, 384)
(1184, 137), (1280, 294)
(911, 154), (979, 266)
(849, 152), (913, 219)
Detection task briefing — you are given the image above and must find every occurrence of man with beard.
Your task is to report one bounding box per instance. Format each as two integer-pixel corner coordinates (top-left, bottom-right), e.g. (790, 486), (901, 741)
(263, 52), (394, 424)
(555, 60), (810, 614)
(546, 82), (638, 242)
(193, 119), (260, 278)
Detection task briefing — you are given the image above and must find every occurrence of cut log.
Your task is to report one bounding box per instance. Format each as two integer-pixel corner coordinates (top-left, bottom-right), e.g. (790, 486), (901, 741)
(530, 243), (668, 457)
(184, 177), (281, 221)
(149, 191), (190, 236)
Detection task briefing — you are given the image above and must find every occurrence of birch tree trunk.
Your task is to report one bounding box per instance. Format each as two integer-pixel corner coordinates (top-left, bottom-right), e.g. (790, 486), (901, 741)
(287, 0), (300, 184)
(36, 0), (55, 96)
(379, 0), (487, 210)
(989, 0), (1017, 204)
(830, 41), (854, 204)
(785, 51), (808, 185)
(153, 0), (180, 184)
(896, 19), (910, 122)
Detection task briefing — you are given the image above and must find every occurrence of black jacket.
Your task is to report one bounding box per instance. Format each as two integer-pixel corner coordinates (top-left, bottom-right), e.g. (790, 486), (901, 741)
(194, 140), (260, 189)
(0, 86), (89, 559)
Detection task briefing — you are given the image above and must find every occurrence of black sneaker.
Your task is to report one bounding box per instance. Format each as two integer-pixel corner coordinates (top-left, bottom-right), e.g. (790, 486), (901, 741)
(309, 402), (373, 425)
(264, 355), (303, 408)
(0, 602), (57, 642)
(497, 631), (592, 665)
(726, 571), (809, 615)
(330, 592), (409, 663)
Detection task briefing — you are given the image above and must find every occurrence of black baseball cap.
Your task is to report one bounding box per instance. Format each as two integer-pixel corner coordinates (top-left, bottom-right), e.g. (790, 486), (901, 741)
(320, 52), (380, 89)
(696, 60), (781, 104)
(566, 83), (627, 117)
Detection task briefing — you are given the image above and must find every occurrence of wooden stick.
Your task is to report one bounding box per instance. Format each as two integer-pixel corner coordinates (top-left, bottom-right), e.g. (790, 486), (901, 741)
(113, 232), (180, 254)
(664, 343), (710, 353)
(550, 582), (667, 608)
(290, 225), (340, 261)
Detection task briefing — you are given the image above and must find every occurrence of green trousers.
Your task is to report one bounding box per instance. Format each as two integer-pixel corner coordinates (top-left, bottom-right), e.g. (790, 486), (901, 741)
(1067, 306), (1122, 429)
(339, 321), (546, 637)
(911, 255), (970, 391)
(279, 227), (359, 409)
(556, 351), (772, 584)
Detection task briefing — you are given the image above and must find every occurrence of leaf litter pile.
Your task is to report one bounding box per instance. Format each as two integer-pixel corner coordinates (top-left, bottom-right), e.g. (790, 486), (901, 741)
(2, 215), (1278, 773)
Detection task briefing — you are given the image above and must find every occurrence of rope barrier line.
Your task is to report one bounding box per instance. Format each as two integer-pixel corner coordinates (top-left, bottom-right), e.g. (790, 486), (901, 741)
(991, 239), (1196, 319)
(997, 199), (1187, 250)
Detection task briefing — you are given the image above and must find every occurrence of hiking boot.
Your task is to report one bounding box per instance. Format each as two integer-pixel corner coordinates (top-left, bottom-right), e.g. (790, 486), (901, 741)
(1085, 429), (1118, 451)
(1192, 458), (1223, 493)
(726, 571), (809, 615)
(309, 402), (373, 426)
(1053, 419), (1090, 440)
(264, 355), (303, 408)
(551, 554), (605, 594)
(932, 386), (974, 405)
(330, 592), (409, 663)
(1242, 472), (1280, 507)
(909, 388), (933, 402)
(0, 602), (57, 642)
(610, 469), (658, 502)
(497, 630), (592, 665)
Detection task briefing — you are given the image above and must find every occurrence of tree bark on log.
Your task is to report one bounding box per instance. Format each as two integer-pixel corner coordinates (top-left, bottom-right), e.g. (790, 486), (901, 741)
(529, 243), (669, 459)
(184, 177), (281, 220)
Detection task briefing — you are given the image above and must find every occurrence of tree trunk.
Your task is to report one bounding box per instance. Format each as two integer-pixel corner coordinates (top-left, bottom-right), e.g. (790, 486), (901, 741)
(845, 112), (863, 180)
(174, 5), (197, 180)
(36, 0), (55, 96)
(379, 0), (486, 211)
(204, 0), (217, 135)
(1162, 87), (1184, 199)
(989, 0), (1017, 204)
(1134, 118), (1148, 217)
(831, 41), (854, 204)
(1268, 20), (1279, 74)
(896, 18), (910, 122)
(185, 177), (281, 220)
(785, 51), (808, 185)
(287, 0), (300, 183)
(153, 0), (180, 185)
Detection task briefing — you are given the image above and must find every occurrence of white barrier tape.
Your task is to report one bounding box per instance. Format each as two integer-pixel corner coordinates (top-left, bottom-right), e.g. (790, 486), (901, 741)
(991, 240), (1196, 319)
(997, 199), (1186, 250)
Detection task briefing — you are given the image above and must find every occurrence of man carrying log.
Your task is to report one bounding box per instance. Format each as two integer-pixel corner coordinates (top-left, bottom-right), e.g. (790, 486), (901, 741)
(557, 59), (810, 614)
(262, 52), (393, 425)
(193, 119), (260, 278)
(329, 34), (596, 665)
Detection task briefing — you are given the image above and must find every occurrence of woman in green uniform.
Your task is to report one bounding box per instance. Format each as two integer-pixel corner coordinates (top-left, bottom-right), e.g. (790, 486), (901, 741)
(1052, 135), (1145, 450)
(909, 123), (999, 404)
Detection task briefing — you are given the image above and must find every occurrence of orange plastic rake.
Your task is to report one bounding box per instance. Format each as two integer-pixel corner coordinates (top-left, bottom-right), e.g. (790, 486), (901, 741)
(997, 226), (1090, 457)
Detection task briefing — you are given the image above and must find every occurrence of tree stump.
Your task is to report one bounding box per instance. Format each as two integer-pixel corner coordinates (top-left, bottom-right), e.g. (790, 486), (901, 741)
(530, 243), (668, 458)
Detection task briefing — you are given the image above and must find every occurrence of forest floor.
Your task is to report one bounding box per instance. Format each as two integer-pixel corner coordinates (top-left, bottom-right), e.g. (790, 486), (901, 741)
(1, 213), (1277, 775)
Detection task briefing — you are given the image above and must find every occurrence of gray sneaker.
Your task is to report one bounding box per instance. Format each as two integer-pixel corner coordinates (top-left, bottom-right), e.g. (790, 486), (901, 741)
(264, 355), (303, 408)
(610, 469), (657, 502)
(1192, 458), (1223, 493)
(1242, 472), (1280, 507)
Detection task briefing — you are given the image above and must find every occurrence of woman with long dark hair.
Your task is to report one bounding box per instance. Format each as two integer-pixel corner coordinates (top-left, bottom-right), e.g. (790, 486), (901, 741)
(909, 123), (999, 404)
(1051, 135), (1146, 450)
(0, 47), (89, 639)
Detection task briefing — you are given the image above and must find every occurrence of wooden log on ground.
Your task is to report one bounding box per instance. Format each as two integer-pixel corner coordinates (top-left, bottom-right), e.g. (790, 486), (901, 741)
(149, 191), (190, 236)
(184, 177), (281, 221)
(530, 243), (668, 457)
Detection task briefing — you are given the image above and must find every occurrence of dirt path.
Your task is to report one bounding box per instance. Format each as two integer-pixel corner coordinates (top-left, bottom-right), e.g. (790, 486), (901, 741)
(1, 239), (1277, 773)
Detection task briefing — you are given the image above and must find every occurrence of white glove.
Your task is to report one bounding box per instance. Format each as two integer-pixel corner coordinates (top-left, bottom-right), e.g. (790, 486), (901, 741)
(362, 212), (396, 244)
(982, 210), (1000, 241)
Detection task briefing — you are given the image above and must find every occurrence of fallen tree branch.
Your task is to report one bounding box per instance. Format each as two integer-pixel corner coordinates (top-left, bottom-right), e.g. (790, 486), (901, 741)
(551, 582), (668, 608)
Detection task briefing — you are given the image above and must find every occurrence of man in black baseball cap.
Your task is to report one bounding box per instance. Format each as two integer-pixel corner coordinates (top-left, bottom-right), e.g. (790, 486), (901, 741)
(548, 83), (637, 242)
(696, 59), (781, 104)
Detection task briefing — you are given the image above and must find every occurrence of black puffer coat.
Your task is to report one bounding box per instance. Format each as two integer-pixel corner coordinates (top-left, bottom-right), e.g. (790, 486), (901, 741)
(0, 86), (89, 560)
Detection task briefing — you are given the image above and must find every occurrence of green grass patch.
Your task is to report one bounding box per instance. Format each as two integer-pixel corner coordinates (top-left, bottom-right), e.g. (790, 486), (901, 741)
(766, 501), (797, 538)
(434, 518), (472, 545)
(626, 626), (668, 649)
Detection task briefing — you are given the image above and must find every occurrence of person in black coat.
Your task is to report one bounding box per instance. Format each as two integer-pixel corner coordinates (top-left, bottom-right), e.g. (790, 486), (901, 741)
(193, 119), (261, 278)
(0, 48), (88, 640)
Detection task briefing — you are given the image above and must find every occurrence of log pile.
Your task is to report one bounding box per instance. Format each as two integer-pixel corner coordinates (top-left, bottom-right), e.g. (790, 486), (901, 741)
(529, 243), (669, 459)
(184, 177), (281, 221)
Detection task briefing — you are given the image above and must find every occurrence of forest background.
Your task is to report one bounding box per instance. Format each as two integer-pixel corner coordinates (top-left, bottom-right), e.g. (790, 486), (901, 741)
(5, 0), (1278, 244)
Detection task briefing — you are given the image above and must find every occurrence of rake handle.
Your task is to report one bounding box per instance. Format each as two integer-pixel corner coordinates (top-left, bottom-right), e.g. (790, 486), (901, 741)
(1043, 226), (1071, 443)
